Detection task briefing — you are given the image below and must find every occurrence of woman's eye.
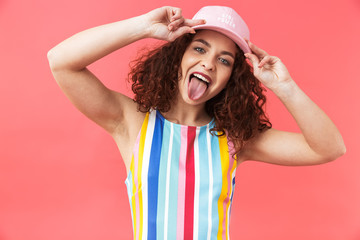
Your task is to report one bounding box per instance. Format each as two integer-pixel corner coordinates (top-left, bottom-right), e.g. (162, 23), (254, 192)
(194, 47), (205, 53)
(219, 58), (230, 66)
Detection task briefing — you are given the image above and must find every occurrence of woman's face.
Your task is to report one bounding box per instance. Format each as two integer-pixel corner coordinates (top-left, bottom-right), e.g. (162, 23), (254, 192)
(178, 30), (237, 105)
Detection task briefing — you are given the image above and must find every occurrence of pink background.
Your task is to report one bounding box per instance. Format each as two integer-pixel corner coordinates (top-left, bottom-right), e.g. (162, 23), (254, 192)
(1, 0), (359, 239)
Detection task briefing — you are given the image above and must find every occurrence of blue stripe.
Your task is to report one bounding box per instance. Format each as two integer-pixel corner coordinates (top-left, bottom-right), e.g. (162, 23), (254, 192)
(167, 123), (181, 238)
(210, 131), (222, 238)
(156, 119), (171, 239)
(125, 172), (132, 199)
(231, 178), (235, 202)
(197, 127), (209, 239)
(147, 114), (164, 239)
(229, 176), (236, 217)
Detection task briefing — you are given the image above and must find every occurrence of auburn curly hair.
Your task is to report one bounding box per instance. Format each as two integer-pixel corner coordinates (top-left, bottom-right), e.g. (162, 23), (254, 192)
(129, 32), (271, 157)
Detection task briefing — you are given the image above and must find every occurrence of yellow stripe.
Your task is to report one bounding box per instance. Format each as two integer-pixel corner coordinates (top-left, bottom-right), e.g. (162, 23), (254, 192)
(130, 155), (136, 239)
(137, 112), (149, 239)
(217, 134), (230, 240)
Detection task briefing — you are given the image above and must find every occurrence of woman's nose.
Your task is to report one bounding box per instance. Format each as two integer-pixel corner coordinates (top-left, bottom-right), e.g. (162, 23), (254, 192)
(201, 57), (215, 71)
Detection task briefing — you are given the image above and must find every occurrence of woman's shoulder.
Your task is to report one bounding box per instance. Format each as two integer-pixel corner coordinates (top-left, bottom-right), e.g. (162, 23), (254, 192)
(111, 98), (147, 171)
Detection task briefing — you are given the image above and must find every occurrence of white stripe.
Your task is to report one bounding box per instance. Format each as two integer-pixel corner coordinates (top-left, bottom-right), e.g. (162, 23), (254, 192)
(206, 125), (213, 240)
(163, 123), (174, 240)
(141, 110), (156, 240)
(193, 128), (200, 239)
(226, 201), (231, 240)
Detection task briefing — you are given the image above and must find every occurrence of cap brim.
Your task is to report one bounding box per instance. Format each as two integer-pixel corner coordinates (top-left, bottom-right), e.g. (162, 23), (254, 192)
(193, 25), (251, 54)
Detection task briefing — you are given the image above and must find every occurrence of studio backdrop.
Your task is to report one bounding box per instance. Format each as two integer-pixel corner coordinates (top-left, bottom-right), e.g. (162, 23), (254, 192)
(0, 0), (359, 239)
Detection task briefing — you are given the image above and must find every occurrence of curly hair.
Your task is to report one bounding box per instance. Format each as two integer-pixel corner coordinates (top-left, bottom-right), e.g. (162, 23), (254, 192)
(129, 33), (271, 157)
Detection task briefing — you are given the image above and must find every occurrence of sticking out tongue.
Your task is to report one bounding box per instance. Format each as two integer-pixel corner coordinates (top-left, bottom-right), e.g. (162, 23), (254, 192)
(188, 76), (207, 100)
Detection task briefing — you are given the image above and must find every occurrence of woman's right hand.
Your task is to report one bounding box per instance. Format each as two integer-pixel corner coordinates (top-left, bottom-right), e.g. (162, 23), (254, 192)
(144, 6), (205, 42)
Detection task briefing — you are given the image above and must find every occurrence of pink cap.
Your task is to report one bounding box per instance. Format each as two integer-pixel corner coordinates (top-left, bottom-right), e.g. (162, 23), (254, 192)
(192, 6), (251, 53)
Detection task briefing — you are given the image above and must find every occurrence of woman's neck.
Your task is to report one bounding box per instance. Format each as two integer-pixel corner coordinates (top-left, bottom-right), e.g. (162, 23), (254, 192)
(160, 99), (212, 127)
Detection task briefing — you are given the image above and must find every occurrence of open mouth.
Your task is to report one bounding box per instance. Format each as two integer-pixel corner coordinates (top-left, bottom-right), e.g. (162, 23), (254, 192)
(190, 73), (210, 87)
(188, 72), (211, 100)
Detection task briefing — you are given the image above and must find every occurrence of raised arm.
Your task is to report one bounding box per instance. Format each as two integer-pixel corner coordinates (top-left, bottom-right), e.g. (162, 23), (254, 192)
(239, 40), (346, 166)
(47, 6), (204, 134)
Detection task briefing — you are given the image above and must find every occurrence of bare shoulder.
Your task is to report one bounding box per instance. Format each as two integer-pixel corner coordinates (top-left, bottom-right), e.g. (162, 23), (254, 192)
(111, 91), (146, 133)
(236, 128), (272, 163)
(110, 93), (146, 172)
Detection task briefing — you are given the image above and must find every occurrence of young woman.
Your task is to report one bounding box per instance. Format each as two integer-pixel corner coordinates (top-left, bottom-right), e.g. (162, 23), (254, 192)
(47, 6), (345, 240)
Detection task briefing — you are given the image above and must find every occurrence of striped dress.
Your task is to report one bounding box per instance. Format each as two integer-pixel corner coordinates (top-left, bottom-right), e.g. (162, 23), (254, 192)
(125, 110), (237, 240)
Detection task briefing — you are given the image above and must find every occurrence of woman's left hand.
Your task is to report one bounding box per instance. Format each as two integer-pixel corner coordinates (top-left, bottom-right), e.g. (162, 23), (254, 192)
(244, 40), (293, 92)
(242, 41), (346, 166)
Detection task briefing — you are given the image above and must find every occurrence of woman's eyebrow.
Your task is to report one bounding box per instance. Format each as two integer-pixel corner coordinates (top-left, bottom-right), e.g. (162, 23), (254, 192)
(193, 39), (235, 59)
(194, 39), (211, 47)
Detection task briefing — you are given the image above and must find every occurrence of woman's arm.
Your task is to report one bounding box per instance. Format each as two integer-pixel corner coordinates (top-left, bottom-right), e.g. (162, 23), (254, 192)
(47, 7), (204, 134)
(239, 40), (346, 166)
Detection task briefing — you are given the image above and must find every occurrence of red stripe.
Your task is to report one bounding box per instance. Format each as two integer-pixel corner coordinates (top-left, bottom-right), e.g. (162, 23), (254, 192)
(184, 126), (196, 239)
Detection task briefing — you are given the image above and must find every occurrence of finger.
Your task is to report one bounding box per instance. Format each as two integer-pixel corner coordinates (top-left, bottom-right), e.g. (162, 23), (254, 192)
(169, 7), (182, 22)
(245, 39), (268, 59)
(168, 17), (185, 31)
(258, 55), (272, 68)
(169, 17), (205, 32)
(168, 26), (196, 41)
(183, 18), (206, 27)
(260, 55), (281, 68)
(244, 53), (260, 75)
